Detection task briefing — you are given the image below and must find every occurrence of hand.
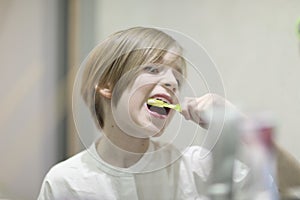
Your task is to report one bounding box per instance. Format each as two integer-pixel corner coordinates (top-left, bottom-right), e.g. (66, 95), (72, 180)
(180, 93), (237, 129)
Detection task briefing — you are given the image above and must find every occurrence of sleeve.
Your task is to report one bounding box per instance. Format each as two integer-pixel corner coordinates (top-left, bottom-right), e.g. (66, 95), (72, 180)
(181, 146), (212, 196)
(182, 146), (214, 181)
(37, 175), (55, 200)
(37, 167), (73, 200)
(182, 146), (251, 196)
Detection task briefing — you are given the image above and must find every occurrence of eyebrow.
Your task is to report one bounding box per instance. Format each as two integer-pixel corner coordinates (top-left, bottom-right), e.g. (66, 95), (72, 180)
(165, 55), (185, 76)
(155, 62), (184, 75)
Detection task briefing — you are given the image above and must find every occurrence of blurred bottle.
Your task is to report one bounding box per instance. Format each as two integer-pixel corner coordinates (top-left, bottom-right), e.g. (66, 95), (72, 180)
(235, 113), (279, 200)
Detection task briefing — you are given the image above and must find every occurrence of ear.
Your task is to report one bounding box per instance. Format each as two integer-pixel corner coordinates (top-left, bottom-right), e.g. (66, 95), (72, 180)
(97, 85), (112, 99)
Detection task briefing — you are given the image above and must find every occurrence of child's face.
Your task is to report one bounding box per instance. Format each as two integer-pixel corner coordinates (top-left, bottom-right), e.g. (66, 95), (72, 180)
(112, 53), (184, 138)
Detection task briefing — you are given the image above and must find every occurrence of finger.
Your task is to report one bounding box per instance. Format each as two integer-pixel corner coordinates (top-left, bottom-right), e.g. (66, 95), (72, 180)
(180, 109), (191, 120)
(180, 97), (194, 120)
(188, 104), (201, 124)
(181, 97), (206, 123)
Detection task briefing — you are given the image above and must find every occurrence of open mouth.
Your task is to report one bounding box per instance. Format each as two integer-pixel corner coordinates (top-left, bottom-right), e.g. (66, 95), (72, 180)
(146, 98), (171, 116)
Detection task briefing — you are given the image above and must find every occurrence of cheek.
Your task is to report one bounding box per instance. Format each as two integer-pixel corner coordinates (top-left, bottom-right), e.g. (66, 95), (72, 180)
(128, 84), (154, 105)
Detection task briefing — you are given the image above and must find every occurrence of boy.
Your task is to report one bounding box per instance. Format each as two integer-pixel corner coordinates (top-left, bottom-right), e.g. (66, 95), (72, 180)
(38, 27), (299, 199)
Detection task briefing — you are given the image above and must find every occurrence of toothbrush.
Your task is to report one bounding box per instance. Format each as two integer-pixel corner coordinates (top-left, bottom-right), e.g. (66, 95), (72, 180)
(147, 98), (182, 112)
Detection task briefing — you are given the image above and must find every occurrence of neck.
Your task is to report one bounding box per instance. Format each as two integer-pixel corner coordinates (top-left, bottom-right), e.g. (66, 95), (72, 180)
(96, 121), (150, 168)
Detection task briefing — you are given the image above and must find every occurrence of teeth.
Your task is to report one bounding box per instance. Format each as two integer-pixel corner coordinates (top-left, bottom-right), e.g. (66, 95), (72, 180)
(154, 97), (170, 104)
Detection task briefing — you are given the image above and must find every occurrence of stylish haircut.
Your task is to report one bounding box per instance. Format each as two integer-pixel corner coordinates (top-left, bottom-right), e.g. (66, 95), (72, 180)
(81, 27), (186, 128)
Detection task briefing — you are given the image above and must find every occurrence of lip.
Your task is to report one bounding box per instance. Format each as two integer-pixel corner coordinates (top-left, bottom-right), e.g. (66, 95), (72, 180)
(149, 93), (173, 104)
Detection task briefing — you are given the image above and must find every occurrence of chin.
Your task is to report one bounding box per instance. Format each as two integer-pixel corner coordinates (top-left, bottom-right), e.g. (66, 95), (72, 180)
(139, 123), (165, 138)
(133, 110), (171, 137)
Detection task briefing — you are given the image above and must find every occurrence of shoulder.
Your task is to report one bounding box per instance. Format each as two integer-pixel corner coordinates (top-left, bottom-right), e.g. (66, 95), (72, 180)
(38, 151), (88, 199)
(45, 147), (106, 183)
(41, 150), (91, 194)
(47, 150), (87, 177)
(38, 149), (109, 199)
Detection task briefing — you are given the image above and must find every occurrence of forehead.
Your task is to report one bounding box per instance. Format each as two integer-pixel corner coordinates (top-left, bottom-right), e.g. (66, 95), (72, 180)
(159, 51), (185, 75)
(127, 48), (186, 77)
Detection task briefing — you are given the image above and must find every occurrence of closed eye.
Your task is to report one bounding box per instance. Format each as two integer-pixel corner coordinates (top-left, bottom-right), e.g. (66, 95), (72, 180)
(143, 66), (160, 74)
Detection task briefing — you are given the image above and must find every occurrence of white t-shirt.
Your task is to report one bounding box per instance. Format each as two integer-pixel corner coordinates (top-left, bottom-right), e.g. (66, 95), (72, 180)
(37, 140), (250, 200)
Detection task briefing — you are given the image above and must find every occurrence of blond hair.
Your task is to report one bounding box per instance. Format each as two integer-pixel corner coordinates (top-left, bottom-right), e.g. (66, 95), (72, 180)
(81, 27), (185, 128)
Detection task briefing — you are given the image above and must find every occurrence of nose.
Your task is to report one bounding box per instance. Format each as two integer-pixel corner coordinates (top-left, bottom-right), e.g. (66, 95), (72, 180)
(161, 69), (178, 92)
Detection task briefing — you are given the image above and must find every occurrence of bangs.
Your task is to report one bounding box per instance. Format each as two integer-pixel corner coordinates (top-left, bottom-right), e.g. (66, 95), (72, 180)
(141, 47), (186, 77)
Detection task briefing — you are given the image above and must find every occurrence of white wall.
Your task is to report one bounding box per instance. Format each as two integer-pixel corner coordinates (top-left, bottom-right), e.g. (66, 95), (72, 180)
(0, 0), (64, 199)
(94, 0), (300, 159)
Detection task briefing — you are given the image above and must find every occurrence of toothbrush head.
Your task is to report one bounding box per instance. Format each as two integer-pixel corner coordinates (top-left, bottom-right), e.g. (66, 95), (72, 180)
(147, 98), (181, 112)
